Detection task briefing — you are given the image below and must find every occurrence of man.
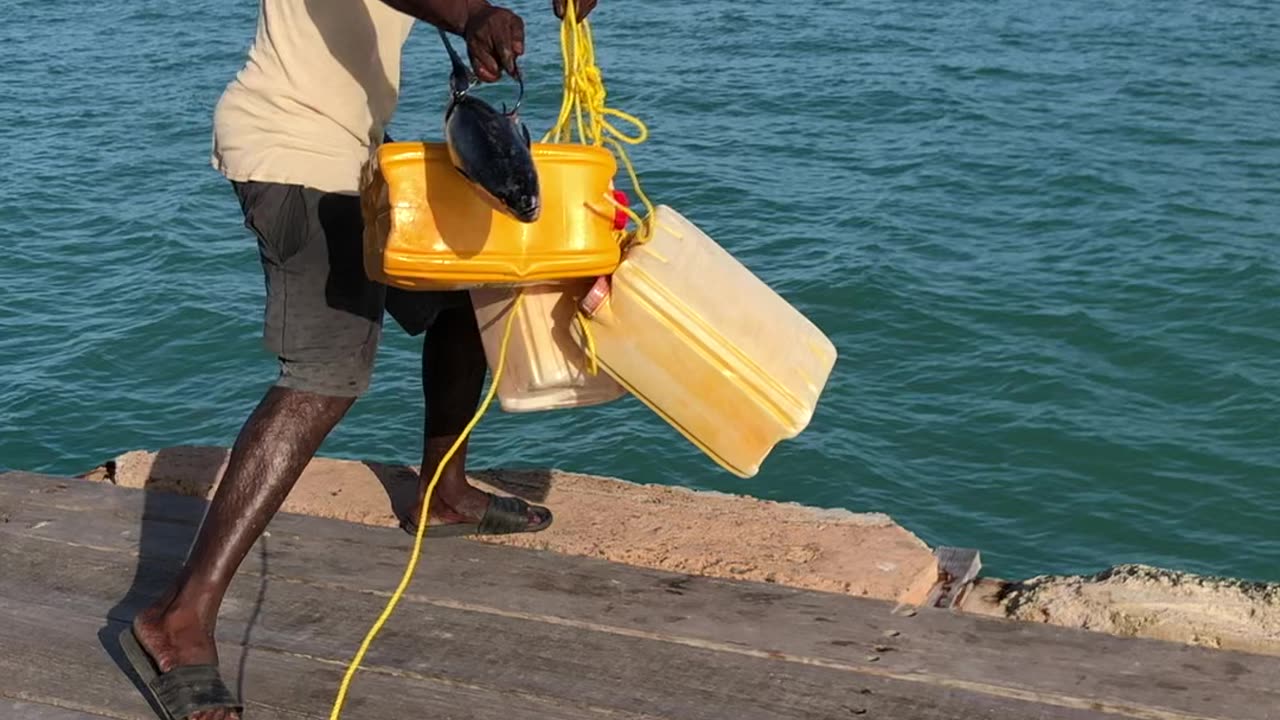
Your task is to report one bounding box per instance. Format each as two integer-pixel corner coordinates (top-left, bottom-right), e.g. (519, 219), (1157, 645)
(122, 0), (596, 718)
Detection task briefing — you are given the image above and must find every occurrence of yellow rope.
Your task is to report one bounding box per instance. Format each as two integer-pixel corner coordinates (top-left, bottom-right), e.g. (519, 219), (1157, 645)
(329, 9), (651, 710)
(575, 309), (599, 375)
(542, 0), (656, 242)
(327, 291), (524, 720)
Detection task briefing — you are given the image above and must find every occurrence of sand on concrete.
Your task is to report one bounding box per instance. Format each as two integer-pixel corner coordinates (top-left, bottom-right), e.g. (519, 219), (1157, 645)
(960, 564), (1280, 657)
(77, 446), (941, 605)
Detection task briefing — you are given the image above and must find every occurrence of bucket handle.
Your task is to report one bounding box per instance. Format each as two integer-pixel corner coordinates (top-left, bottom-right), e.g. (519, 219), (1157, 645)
(585, 191), (651, 245)
(583, 196), (615, 222)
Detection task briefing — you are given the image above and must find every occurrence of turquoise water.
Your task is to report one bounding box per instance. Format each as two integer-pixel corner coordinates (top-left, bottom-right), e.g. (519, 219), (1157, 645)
(2, 1), (1277, 582)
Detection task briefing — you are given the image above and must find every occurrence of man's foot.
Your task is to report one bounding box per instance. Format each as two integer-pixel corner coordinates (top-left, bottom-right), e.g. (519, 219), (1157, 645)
(433, 481), (547, 525)
(126, 603), (241, 720)
(403, 482), (551, 537)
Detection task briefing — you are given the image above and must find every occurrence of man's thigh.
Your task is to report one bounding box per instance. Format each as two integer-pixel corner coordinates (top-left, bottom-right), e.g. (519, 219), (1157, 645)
(231, 180), (385, 397)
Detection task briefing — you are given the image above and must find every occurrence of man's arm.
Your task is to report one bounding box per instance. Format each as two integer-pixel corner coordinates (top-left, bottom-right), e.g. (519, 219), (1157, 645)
(376, 0), (600, 83)
(377, 0), (485, 33)
(377, 0), (525, 82)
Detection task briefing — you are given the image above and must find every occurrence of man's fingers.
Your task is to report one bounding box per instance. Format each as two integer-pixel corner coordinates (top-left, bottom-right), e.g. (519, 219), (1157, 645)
(553, 0), (595, 21)
(494, 15), (524, 80)
(468, 43), (500, 82)
(463, 7), (525, 83)
(497, 44), (518, 78)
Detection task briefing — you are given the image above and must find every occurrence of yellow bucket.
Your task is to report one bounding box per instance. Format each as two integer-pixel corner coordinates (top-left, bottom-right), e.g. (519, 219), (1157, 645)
(360, 141), (623, 291)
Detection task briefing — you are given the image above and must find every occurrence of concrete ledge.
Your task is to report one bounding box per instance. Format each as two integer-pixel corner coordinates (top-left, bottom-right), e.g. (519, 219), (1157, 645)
(77, 446), (941, 605)
(72, 446), (1280, 657)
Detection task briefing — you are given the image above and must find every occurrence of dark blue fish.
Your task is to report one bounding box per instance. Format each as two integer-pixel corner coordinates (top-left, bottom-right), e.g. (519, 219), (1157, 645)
(438, 29), (540, 223)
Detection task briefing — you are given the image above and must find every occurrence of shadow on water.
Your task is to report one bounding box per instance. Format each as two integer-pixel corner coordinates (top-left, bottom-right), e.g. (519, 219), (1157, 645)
(94, 446), (269, 712)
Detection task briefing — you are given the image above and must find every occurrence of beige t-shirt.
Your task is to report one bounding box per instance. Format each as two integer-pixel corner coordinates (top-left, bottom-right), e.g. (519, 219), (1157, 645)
(211, 0), (417, 195)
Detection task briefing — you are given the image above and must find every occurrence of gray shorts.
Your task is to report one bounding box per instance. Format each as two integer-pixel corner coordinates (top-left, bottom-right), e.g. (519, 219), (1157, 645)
(231, 179), (469, 397)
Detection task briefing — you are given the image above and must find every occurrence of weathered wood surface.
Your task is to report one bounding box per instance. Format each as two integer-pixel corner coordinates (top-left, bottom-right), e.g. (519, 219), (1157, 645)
(1, 470), (1278, 720)
(0, 699), (118, 719)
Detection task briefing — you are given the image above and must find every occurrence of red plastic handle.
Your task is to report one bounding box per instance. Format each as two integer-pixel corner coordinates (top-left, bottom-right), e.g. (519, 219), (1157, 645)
(611, 189), (630, 230)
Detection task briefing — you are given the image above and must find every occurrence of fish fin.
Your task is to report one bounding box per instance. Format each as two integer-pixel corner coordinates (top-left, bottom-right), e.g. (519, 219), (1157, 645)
(521, 122), (532, 148)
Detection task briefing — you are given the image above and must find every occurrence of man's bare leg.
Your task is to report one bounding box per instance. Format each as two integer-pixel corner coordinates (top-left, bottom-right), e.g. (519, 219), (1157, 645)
(130, 386), (353, 720)
(408, 305), (548, 529)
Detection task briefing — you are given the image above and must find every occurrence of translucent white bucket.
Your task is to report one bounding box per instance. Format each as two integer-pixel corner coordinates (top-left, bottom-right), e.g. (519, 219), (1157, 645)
(471, 281), (627, 413)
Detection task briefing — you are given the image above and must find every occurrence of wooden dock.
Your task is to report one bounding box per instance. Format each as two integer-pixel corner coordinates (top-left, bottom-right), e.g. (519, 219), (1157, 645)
(1, 470), (1277, 720)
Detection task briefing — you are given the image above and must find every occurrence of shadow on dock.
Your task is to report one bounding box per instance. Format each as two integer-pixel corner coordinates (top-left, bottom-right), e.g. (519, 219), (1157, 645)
(88, 446), (554, 709)
(360, 460), (555, 525)
(94, 446), (267, 709)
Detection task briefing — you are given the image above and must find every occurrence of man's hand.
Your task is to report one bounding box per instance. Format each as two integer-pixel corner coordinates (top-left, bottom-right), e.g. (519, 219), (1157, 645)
(463, 5), (525, 82)
(375, 0), (526, 82)
(552, 0), (597, 22)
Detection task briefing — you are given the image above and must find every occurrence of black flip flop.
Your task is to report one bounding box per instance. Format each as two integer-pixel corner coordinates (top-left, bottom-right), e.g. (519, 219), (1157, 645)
(118, 624), (243, 720)
(400, 493), (553, 538)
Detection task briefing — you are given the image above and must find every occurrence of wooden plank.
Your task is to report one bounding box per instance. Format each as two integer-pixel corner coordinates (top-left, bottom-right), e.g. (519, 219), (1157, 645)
(0, 538), (1115, 720)
(4, 471), (1279, 720)
(0, 699), (117, 719)
(4, 470), (1276, 718)
(0, 599), (667, 720)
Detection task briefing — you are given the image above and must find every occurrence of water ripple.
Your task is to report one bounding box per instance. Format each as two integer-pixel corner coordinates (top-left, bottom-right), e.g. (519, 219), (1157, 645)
(2, 0), (1278, 581)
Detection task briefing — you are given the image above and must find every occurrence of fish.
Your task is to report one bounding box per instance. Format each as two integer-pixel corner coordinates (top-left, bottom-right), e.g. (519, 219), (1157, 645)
(438, 28), (540, 223)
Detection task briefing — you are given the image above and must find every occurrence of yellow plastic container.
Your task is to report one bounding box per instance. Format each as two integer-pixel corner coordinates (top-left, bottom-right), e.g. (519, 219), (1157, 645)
(577, 205), (838, 478)
(471, 281), (627, 412)
(360, 142), (622, 291)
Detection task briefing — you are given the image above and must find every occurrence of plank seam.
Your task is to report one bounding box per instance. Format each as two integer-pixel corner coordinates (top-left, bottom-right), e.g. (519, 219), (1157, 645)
(2, 684), (315, 720)
(0, 693), (127, 720)
(262, 645), (669, 720)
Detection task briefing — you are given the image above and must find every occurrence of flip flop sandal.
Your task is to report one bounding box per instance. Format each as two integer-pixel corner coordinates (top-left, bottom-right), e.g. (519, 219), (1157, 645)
(400, 493), (553, 538)
(118, 624), (243, 720)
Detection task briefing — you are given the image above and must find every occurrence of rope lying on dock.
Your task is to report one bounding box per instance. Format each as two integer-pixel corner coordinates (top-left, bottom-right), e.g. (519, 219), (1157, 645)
(327, 294), (522, 720)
